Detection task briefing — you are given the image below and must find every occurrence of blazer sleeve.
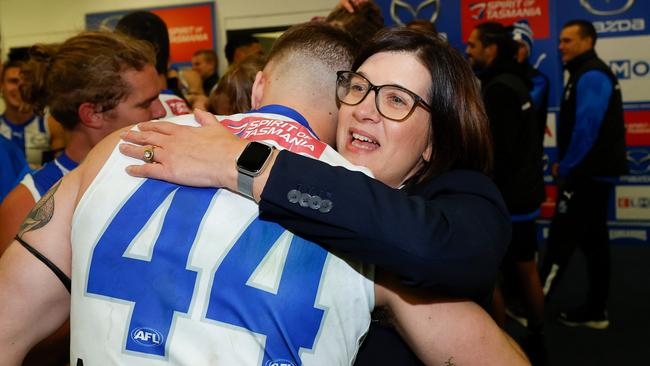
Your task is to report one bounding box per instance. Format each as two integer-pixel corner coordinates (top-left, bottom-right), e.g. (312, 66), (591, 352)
(259, 151), (511, 299)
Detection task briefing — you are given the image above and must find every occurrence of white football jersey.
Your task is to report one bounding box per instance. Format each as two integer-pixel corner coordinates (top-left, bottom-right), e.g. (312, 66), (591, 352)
(0, 113), (50, 167)
(70, 105), (374, 366)
(159, 91), (191, 118)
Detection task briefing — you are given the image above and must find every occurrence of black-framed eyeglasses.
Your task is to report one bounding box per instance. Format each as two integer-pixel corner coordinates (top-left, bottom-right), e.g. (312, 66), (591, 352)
(336, 70), (432, 122)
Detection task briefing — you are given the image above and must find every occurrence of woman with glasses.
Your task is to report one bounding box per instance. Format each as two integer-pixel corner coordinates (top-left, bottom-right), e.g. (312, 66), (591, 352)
(121, 28), (511, 363)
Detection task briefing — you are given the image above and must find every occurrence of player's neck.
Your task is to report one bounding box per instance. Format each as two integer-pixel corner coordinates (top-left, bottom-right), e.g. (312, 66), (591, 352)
(2, 105), (33, 125)
(64, 128), (96, 164)
(261, 93), (336, 144)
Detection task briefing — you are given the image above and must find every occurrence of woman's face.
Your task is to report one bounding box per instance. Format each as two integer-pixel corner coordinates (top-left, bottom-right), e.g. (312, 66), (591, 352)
(336, 51), (432, 188)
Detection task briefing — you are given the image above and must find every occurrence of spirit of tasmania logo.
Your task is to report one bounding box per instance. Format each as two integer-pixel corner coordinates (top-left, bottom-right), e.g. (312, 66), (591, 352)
(461, 0), (549, 42)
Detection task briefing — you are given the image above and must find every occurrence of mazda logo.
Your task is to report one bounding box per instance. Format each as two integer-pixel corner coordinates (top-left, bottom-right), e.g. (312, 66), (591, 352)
(580, 0), (635, 16)
(390, 0), (441, 26)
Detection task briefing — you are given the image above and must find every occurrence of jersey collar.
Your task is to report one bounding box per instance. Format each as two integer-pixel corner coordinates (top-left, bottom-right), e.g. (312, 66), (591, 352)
(248, 104), (319, 140)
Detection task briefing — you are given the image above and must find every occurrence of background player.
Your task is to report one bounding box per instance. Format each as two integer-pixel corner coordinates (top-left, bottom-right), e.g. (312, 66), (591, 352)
(0, 60), (65, 168)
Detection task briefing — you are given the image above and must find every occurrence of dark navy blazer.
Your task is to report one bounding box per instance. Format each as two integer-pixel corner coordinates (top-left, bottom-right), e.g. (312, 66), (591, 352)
(260, 150), (511, 301)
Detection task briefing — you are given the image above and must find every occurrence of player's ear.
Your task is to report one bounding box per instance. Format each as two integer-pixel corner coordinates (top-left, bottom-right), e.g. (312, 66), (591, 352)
(250, 71), (265, 110)
(77, 102), (104, 129)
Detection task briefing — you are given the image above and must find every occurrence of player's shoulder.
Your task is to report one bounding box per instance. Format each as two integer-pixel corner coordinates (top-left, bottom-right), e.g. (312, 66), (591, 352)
(75, 126), (132, 199)
(157, 113), (201, 127)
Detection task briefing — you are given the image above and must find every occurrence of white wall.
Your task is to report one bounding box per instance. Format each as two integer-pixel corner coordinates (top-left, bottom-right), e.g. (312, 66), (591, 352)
(0, 0), (334, 74)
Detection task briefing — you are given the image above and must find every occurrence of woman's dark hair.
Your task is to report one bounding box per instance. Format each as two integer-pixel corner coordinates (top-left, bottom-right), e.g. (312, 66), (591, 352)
(352, 27), (492, 187)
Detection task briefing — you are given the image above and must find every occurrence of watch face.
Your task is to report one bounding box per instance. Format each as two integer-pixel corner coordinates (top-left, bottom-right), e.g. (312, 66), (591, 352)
(237, 142), (273, 175)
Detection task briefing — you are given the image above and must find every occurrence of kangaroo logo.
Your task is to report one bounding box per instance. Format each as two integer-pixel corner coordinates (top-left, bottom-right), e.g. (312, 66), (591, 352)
(390, 0), (441, 26)
(627, 149), (650, 175)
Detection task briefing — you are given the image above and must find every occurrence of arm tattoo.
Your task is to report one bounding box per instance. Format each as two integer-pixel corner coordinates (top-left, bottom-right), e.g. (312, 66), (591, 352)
(18, 180), (61, 237)
(444, 357), (455, 366)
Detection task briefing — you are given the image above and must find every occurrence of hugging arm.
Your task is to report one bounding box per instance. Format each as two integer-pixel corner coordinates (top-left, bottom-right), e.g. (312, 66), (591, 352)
(375, 274), (530, 365)
(0, 175), (78, 366)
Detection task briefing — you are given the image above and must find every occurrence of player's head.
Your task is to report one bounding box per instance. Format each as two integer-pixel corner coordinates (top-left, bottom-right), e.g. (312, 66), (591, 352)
(336, 27), (492, 188)
(192, 49), (219, 80)
(406, 19), (438, 35)
(115, 11), (171, 76)
(559, 19), (596, 63)
(250, 22), (356, 145)
(510, 19), (534, 63)
(325, 1), (384, 46)
(21, 31), (164, 139)
(225, 35), (263, 65)
(466, 22), (517, 71)
(210, 54), (265, 115)
(1, 60), (27, 111)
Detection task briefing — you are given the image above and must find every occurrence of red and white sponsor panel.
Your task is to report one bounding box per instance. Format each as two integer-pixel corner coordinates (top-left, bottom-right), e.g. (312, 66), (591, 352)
(220, 115), (327, 159)
(460, 0), (550, 42)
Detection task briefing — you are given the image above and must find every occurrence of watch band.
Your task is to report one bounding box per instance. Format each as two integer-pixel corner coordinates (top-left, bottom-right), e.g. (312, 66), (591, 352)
(236, 141), (274, 200)
(237, 170), (255, 200)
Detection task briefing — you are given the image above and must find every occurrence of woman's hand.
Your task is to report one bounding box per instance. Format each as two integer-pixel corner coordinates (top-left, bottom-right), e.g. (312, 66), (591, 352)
(119, 109), (247, 190)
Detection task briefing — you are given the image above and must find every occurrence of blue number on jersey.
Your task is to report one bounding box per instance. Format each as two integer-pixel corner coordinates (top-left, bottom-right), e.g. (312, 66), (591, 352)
(207, 218), (327, 365)
(86, 179), (327, 363)
(86, 180), (211, 356)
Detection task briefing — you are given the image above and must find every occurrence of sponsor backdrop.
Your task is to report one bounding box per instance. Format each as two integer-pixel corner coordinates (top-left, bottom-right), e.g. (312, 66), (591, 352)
(86, 2), (216, 66)
(377, 0), (650, 244)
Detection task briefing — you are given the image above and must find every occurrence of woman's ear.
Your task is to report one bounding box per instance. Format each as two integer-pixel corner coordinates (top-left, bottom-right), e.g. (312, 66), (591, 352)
(422, 127), (433, 162)
(250, 71), (265, 110)
(77, 102), (104, 129)
(422, 141), (433, 162)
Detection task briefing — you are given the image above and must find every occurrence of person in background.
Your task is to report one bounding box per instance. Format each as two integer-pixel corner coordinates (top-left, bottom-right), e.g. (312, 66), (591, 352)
(191, 48), (220, 95)
(510, 19), (549, 144)
(0, 60), (65, 168)
(0, 31), (165, 252)
(491, 19), (547, 354)
(115, 11), (191, 117)
(466, 22), (545, 343)
(208, 54), (265, 115)
(539, 19), (628, 330)
(325, 0), (384, 45)
(0, 135), (29, 202)
(406, 19), (438, 35)
(225, 34), (264, 66)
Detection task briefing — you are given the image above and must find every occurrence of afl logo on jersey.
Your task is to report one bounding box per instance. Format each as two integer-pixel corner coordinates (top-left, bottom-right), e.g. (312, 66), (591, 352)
(266, 360), (297, 366)
(131, 327), (164, 347)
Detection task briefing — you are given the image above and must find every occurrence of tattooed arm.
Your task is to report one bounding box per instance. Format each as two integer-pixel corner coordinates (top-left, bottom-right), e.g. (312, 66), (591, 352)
(0, 173), (79, 366)
(0, 184), (38, 255)
(375, 273), (530, 365)
(0, 127), (123, 366)
(17, 181), (61, 236)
